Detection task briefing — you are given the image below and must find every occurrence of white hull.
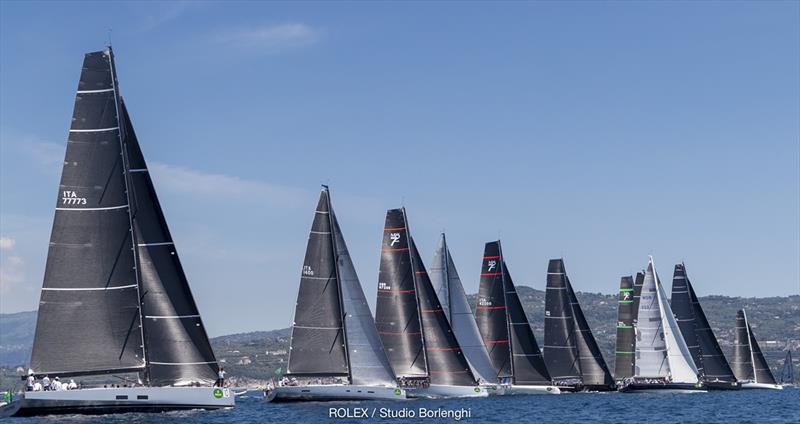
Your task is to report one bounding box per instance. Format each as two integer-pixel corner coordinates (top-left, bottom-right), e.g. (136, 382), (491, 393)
(265, 385), (406, 402)
(500, 384), (561, 395)
(406, 385), (488, 399)
(741, 382), (783, 390)
(1, 387), (234, 417)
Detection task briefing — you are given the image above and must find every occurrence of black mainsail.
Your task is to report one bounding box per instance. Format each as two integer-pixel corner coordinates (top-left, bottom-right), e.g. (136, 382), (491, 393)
(30, 48), (218, 386)
(287, 190), (348, 377)
(475, 241), (511, 380)
(286, 187), (396, 386)
(780, 351), (793, 385)
(375, 209), (426, 378)
(671, 264), (737, 387)
(543, 259), (580, 385)
(614, 275), (635, 381)
(566, 276), (614, 389)
(476, 241), (550, 385)
(732, 310), (777, 385)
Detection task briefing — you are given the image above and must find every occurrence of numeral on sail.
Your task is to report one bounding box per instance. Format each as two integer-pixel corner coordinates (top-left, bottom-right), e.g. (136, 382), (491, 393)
(302, 265), (314, 276)
(61, 191), (86, 205)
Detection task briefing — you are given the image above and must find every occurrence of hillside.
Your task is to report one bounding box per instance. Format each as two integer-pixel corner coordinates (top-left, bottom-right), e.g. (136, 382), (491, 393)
(2, 289), (797, 387)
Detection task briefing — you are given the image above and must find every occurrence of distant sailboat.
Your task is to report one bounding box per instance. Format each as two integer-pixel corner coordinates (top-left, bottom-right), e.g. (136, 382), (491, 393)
(780, 350), (794, 387)
(267, 187), (406, 402)
(620, 257), (704, 393)
(1, 48), (233, 417)
(430, 234), (499, 393)
(670, 264), (740, 390)
(732, 309), (783, 390)
(544, 259), (614, 391)
(375, 209), (486, 398)
(475, 241), (560, 395)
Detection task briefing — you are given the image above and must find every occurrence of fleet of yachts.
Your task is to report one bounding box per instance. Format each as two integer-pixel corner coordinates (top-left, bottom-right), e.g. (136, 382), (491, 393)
(0, 48), (795, 417)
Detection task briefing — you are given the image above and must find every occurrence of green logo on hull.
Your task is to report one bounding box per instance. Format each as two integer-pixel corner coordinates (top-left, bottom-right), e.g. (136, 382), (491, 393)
(473, 387), (480, 393)
(394, 388), (402, 396)
(213, 388), (224, 398)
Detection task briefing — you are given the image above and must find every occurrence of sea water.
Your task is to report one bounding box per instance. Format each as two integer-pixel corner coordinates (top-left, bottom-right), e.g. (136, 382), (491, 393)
(8, 388), (798, 423)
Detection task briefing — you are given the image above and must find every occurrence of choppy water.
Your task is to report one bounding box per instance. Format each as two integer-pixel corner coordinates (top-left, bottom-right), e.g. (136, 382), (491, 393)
(7, 388), (799, 423)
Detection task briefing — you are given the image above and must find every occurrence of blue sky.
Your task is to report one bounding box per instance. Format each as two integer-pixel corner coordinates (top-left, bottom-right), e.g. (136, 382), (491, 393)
(1, 1), (798, 336)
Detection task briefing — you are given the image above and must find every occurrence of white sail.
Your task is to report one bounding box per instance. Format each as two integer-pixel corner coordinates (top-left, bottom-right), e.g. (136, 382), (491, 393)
(332, 209), (396, 387)
(653, 257), (700, 384)
(634, 260), (669, 378)
(430, 234), (497, 383)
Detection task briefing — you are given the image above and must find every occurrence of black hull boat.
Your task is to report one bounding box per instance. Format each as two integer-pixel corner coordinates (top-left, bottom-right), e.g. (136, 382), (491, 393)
(620, 381), (705, 393)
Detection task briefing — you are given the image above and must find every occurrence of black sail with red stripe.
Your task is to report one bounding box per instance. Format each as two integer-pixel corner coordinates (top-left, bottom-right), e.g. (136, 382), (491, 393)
(375, 209), (426, 378)
(410, 238), (477, 386)
(475, 241), (511, 380)
(504, 262), (551, 384)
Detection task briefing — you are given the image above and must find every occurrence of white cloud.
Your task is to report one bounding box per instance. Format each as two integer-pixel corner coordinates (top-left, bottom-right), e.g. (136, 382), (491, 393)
(149, 162), (311, 207)
(0, 237), (15, 250)
(215, 23), (321, 52)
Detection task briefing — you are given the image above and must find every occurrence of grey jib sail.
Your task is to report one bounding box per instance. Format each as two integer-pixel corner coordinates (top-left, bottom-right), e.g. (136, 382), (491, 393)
(732, 310), (777, 385)
(475, 241), (511, 380)
(30, 49), (146, 378)
(566, 276), (614, 388)
(671, 264), (736, 384)
(410, 238), (476, 386)
(615, 275), (636, 380)
(780, 351), (793, 384)
(504, 262), (551, 385)
(287, 190), (348, 377)
(543, 259), (581, 384)
(430, 234), (497, 383)
(123, 100), (218, 386)
(329, 195), (396, 386)
(375, 209), (426, 378)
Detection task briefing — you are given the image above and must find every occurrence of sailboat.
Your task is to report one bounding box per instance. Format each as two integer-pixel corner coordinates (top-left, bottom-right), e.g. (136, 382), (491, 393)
(375, 209), (487, 398)
(1, 48), (233, 417)
(266, 187), (406, 402)
(430, 234), (501, 394)
(732, 309), (783, 390)
(670, 264), (740, 390)
(614, 271), (645, 385)
(475, 241), (560, 395)
(780, 350), (794, 387)
(619, 257), (704, 393)
(544, 259), (615, 392)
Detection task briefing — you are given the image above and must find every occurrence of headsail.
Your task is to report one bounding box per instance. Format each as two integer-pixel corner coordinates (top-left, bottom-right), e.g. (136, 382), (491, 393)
(475, 241), (511, 380)
(124, 101), (218, 386)
(543, 259), (581, 384)
(375, 209), (426, 378)
(670, 264), (702, 375)
(732, 310), (754, 382)
(614, 275), (636, 381)
(409, 237), (476, 386)
(286, 190), (348, 377)
(504, 262), (551, 385)
(671, 264), (737, 384)
(430, 234), (496, 383)
(566, 276), (614, 388)
(653, 258), (699, 383)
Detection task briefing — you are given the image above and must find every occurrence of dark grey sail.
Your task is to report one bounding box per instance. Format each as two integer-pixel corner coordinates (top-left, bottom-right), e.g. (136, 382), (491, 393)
(748, 319), (777, 385)
(682, 266), (737, 385)
(287, 191), (348, 377)
(732, 310), (754, 382)
(409, 239), (476, 386)
(780, 351), (793, 385)
(430, 234), (496, 383)
(543, 259), (580, 385)
(475, 241), (510, 380)
(123, 101), (218, 386)
(566, 277), (614, 388)
(615, 276), (635, 381)
(670, 264), (702, 376)
(504, 262), (551, 385)
(375, 209), (426, 378)
(330, 202), (396, 387)
(30, 49), (146, 378)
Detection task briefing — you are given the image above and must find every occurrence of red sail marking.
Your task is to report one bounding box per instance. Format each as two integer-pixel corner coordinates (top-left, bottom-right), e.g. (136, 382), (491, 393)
(480, 272), (503, 276)
(477, 305), (506, 310)
(378, 289), (416, 293)
(485, 339), (511, 344)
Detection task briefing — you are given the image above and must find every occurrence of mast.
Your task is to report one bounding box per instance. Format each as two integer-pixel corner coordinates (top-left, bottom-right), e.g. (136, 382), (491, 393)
(498, 243), (515, 381)
(743, 310), (778, 385)
(476, 241), (512, 380)
(743, 310), (756, 382)
(403, 208), (431, 380)
(732, 309), (754, 382)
